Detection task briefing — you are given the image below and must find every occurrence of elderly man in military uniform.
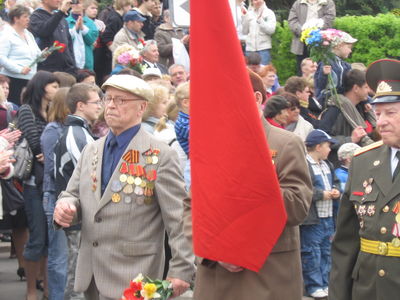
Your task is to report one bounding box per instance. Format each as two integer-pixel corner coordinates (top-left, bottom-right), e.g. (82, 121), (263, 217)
(54, 74), (195, 300)
(330, 59), (400, 300)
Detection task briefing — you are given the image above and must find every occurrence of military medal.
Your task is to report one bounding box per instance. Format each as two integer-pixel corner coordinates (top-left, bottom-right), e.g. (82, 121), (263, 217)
(368, 178), (374, 184)
(124, 196), (132, 204)
(391, 223), (400, 247)
(134, 185), (144, 196)
(122, 150), (139, 164)
(373, 160), (380, 166)
(112, 193), (121, 203)
(363, 180), (368, 188)
(120, 174), (128, 183)
(358, 205), (366, 216)
(359, 219), (364, 229)
(365, 185), (372, 194)
(136, 196), (144, 205)
(367, 205), (375, 216)
(123, 184), (134, 194)
(127, 176), (135, 185)
(111, 180), (123, 193)
(151, 149), (160, 164)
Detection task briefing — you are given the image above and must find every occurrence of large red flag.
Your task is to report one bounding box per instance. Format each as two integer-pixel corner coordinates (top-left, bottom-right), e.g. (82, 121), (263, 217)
(190, 0), (287, 272)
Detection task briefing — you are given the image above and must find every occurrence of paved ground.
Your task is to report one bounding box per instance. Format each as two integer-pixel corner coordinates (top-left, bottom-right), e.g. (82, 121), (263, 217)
(0, 241), (312, 300)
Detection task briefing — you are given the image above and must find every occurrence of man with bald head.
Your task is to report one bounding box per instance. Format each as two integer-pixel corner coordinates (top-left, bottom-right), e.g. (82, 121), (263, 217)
(54, 74), (195, 300)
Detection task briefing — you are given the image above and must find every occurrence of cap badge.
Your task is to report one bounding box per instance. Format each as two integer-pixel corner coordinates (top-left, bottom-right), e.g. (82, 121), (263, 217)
(377, 81), (392, 93)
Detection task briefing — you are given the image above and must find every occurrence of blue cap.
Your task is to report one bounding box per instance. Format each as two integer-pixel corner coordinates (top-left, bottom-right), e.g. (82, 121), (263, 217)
(305, 129), (338, 146)
(123, 10), (146, 23)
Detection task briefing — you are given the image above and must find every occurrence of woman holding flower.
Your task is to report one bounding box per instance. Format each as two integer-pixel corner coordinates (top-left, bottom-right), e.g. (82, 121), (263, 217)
(0, 5), (41, 105)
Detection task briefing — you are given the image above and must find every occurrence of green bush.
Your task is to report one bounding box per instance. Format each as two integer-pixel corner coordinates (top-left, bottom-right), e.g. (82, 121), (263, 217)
(271, 13), (400, 83)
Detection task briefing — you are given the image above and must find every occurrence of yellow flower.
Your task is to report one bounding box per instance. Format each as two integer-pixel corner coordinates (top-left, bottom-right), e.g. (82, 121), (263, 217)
(300, 28), (312, 43)
(141, 283), (161, 300)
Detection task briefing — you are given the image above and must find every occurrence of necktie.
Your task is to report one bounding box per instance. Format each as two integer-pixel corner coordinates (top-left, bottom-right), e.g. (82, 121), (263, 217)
(392, 151), (400, 182)
(102, 137), (117, 193)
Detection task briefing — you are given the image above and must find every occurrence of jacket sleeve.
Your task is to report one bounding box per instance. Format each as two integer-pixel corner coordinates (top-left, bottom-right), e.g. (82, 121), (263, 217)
(241, 13), (251, 35)
(0, 33), (23, 74)
(276, 135), (313, 226)
(83, 19), (99, 47)
(17, 105), (42, 156)
(155, 31), (173, 57)
(29, 10), (67, 38)
(258, 9), (276, 35)
(288, 1), (302, 37)
(330, 159), (360, 300)
(321, 0), (336, 29)
(101, 14), (121, 45)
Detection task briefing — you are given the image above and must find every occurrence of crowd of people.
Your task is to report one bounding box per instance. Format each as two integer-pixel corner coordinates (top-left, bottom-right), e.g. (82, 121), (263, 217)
(0, 0), (398, 300)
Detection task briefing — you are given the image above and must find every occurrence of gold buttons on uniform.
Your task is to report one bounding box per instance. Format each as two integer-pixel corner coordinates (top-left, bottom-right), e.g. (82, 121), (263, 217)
(378, 269), (385, 277)
(383, 206), (390, 213)
(380, 227), (387, 234)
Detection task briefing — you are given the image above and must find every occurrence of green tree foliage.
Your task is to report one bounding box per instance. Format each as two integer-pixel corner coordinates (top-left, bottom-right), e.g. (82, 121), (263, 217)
(271, 13), (400, 83)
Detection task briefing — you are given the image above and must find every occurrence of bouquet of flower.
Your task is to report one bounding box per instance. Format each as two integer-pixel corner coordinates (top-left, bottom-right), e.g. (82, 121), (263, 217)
(120, 274), (173, 300)
(301, 28), (346, 106)
(117, 48), (146, 74)
(29, 40), (66, 68)
(136, 38), (146, 50)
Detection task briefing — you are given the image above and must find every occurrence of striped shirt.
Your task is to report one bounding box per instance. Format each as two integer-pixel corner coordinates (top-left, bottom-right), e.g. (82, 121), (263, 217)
(307, 154), (333, 218)
(174, 111), (190, 156)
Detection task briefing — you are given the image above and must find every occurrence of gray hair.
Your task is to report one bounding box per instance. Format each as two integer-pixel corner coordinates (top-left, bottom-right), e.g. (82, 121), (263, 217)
(140, 40), (157, 56)
(337, 143), (361, 161)
(168, 64), (187, 75)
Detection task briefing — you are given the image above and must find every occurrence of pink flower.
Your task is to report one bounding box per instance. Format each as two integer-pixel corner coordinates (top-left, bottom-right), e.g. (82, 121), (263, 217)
(322, 41), (330, 46)
(117, 52), (132, 65)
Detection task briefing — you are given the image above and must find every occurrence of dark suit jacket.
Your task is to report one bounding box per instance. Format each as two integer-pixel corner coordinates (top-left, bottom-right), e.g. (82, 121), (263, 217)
(143, 60), (168, 74)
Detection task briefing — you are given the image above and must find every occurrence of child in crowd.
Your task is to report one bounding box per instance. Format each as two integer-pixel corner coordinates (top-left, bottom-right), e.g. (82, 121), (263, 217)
(314, 31), (357, 106)
(301, 129), (341, 299)
(174, 81), (190, 156)
(335, 142), (361, 193)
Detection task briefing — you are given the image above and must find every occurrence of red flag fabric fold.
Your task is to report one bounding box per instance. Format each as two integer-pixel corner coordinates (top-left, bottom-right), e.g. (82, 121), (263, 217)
(190, 0), (287, 272)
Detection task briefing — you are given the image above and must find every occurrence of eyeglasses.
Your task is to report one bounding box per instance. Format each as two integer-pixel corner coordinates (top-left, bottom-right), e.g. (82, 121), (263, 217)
(102, 96), (145, 106)
(86, 100), (103, 106)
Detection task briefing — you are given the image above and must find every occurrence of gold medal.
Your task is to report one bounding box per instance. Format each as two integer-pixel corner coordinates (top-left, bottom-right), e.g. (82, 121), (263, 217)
(144, 197), (152, 205)
(112, 193), (121, 203)
(152, 156), (159, 164)
(123, 184), (134, 194)
(127, 176), (135, 185)
(134, 177), (142, 186)
(146, 156), (152, 164)
(392, 237), (400, 248)
(120, 174), (128, 183)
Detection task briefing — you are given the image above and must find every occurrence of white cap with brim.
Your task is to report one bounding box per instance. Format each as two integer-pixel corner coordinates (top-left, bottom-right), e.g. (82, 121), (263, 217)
(340, 32), (357, 44)
(142, 68), (162, 79)
(101, 74), (154, 102)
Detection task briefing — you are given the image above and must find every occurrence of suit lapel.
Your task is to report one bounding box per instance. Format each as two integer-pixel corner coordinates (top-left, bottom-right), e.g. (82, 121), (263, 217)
(96, 129), (151, 212)
(93, 137), (106, 202)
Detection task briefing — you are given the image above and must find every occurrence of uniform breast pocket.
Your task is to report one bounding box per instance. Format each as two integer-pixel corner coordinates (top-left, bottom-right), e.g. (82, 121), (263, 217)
(350, 190), (378, 218)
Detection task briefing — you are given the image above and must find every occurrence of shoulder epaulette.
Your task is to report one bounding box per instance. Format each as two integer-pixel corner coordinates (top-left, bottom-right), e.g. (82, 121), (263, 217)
(354, 140), (384, 157)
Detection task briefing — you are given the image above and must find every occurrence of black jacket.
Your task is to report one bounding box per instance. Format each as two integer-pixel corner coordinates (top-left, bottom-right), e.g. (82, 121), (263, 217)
(28, 9), (76, 75)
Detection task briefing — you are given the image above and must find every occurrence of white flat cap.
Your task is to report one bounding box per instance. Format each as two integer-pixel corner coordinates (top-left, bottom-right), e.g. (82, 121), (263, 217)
(102, 74), (154, 101)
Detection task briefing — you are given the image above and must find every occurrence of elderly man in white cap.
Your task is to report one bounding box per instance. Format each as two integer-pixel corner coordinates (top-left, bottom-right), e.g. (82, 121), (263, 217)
(54, 74), (195, 300)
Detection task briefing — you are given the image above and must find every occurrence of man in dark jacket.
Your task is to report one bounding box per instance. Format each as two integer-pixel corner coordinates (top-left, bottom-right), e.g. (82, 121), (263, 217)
(29, 0), (76, 75)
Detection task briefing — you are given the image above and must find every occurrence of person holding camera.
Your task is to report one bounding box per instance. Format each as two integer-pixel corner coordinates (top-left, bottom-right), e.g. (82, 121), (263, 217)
(29, 0), (77, 75)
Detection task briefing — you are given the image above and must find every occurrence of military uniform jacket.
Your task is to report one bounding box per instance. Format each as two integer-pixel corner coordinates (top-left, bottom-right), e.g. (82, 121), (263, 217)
(330, 141), (400, 300)
(57, 128), (195, 299)
(191, 119), (313, 300)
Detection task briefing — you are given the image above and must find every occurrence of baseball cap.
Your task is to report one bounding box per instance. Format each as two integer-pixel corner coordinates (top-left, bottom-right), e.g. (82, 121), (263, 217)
(305, 129), (338, 147)
(123, 10), (146, 23)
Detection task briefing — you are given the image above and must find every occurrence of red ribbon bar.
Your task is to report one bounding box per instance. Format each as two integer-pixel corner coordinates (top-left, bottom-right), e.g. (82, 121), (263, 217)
(352, 191), (364, 196)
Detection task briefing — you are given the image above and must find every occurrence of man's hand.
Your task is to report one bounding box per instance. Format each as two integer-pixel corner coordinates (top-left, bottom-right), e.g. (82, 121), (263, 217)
(351, 126), (367, 143)
(218, 261), (244, 272)
(166, 277), (190, 298)
(331, 188), (341, 199)
(53, 201), (77, 227)
(60, 0), (72, 14)
(36, 153), (44, 163)
(322, 65), (332, 75)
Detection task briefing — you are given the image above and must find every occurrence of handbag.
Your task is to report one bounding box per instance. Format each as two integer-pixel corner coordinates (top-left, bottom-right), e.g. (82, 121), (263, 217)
(13, 137), (33, 181)
(8, 106), (34, 181)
